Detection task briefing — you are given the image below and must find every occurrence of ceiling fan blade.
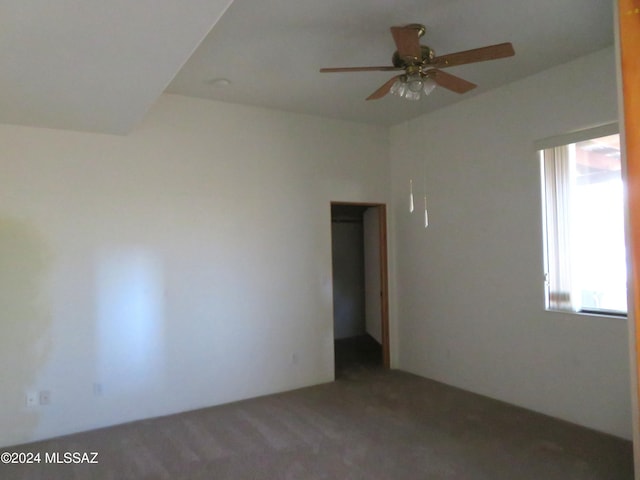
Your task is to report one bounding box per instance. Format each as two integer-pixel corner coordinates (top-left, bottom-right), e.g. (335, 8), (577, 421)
(431, 42), (515, 69)
(366, 75), (402, 101)
(429, 69), (476, 94)
(320, 66), (401, 73)
(390, 26), (422, 60)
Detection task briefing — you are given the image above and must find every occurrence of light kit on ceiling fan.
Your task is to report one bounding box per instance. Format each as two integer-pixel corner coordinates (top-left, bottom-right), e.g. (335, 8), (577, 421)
(390, 71), (437, 101)
(320, 23), (515, 101)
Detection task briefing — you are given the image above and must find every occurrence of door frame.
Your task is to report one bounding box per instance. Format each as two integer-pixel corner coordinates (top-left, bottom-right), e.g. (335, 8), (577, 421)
(330, 201), (390, 368)
(617, 0), (640, 469)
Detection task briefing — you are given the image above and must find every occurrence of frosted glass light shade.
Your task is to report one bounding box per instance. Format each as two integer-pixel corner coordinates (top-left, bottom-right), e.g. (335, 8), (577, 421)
(406, 73), (423, 93)
(390, 74), (437, 101)
(391, 79), (407, 97)
(423, 77), (437, 96)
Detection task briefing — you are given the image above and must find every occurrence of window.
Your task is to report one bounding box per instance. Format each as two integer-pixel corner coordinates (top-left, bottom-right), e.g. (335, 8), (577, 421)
(539, 126), (627, 316)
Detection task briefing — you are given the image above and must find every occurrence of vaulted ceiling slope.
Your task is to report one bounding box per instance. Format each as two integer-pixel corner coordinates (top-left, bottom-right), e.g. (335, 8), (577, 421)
(167, 0), (615, 127)
(0, 0), (234, 134)
(1, 1), (614, 134)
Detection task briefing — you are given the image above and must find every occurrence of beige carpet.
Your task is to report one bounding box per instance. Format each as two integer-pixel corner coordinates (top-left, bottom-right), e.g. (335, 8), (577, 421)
(0, 366), (633, 479)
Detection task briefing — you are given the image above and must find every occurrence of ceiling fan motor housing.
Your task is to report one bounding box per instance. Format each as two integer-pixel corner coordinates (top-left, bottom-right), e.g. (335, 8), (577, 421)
(319, 22), (514, 100)
(392, 45), (435, 69)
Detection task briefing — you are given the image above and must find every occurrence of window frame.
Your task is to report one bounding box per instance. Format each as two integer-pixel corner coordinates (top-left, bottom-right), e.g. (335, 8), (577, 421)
(536, 123), (627, 318)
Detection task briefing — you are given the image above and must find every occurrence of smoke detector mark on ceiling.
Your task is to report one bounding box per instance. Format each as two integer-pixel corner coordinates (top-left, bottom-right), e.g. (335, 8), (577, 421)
(208, 78), (232, 87)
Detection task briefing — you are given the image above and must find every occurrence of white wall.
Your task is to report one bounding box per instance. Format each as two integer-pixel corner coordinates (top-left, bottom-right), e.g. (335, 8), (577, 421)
(1, 47), (630, 448)
(390, 47), (631, 439)
(0, 94), (389, 447)
(364, 207), (382, 343)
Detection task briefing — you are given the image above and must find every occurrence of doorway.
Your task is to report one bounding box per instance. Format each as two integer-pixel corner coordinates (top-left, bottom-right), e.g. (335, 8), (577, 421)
(330, 202), (389, 377)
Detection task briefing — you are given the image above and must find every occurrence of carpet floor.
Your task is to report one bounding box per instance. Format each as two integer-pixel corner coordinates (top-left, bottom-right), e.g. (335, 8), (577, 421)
(334, 334), (382, 377)
(0, 364), (633, 479)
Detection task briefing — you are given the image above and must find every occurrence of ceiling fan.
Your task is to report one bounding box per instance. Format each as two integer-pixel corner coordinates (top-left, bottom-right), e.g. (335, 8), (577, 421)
(320, 24), (515, 101)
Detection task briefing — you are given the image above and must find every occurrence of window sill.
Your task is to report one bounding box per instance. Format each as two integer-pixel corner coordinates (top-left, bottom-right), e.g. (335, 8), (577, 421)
(545, 308), (627, 320)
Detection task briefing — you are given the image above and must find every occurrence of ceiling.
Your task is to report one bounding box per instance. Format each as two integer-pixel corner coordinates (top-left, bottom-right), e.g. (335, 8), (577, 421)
(0, 0), (615, 134)
(167, 0), (615, 127)
(0, 0), (234, 134)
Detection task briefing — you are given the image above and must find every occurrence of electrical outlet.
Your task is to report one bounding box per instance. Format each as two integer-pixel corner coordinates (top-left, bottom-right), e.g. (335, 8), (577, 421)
(26, 391), (38, 407)
(39, 390), (51, 406)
